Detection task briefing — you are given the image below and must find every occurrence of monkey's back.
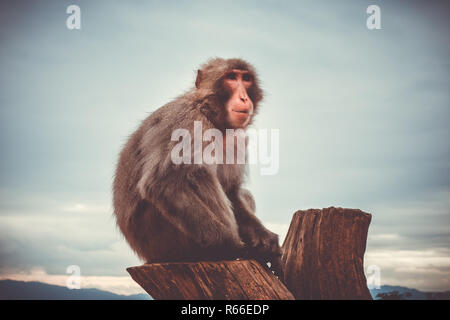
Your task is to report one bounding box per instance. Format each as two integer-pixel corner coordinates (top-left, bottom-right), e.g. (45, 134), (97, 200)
(113, 100), (182, 219)
(112, 92), (203, 240)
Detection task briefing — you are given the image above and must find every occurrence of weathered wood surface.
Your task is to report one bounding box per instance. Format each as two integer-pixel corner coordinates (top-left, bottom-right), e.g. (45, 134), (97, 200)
(127, 259), (294, 300)
(281, 207), (372, 300)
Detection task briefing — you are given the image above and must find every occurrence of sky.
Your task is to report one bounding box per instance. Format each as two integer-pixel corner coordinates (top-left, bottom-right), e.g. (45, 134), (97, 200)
(0, 0), (449, 295)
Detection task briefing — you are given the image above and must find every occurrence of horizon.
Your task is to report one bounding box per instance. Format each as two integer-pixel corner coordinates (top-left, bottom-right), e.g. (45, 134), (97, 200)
(0, 278), (448, 300)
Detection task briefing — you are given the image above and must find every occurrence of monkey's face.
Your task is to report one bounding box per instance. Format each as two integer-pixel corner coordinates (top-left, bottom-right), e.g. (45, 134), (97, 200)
(222, 69), (254, 129)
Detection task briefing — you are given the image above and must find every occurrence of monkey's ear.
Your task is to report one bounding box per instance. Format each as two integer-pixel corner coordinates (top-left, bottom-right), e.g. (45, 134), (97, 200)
(195, 69), (202, 88)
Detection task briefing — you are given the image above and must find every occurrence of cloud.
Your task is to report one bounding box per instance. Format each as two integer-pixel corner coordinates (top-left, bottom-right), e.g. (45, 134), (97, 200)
(0, 199), (141, 276)
(369, 233), (402, 241)
(365, 248), (450, 292)
(61, 203), (110, 213)
(264, 223), (290, 245)
(0, 267), (145, 295)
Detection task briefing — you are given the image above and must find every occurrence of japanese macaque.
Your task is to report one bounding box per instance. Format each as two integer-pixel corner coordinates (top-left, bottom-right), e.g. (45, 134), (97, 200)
(113, 58), (282, 275)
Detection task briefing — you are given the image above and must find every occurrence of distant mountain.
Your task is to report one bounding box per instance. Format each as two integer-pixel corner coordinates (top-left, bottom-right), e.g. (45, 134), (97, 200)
(0, 280), (151, 300)
(1, 279), (449, 300)
(370, 285), (450, 300)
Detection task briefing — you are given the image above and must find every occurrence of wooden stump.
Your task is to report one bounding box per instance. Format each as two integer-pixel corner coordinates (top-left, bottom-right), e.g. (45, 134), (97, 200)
(127, 259), (294, 300)
(281, 207), (372, 300)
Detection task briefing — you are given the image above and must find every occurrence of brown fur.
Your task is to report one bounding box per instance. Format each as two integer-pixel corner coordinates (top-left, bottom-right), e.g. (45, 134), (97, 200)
(113, 58), (281, 272)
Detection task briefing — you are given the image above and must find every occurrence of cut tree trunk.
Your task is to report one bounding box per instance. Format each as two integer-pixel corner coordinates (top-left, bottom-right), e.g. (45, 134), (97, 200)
(127, 259), (294, 300)
(281, 207), (372, 300)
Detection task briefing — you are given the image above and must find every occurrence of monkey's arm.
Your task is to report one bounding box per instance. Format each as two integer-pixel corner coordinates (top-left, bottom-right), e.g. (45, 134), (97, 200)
(228, 189), (283, 276)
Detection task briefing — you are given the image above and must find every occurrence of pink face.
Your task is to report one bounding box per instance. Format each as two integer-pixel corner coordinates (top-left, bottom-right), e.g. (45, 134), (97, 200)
(223, 69), (254, 128)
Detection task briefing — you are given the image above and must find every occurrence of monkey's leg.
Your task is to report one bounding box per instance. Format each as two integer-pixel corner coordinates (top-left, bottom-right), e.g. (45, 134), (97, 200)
(142, 166), (245, 261)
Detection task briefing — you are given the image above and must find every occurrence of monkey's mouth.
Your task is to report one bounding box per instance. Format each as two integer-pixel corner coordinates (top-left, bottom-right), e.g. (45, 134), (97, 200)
(232, 109), (249, 115)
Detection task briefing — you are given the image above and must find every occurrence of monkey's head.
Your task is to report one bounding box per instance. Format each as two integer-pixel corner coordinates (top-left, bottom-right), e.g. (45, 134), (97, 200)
(195, 58), (263, 130)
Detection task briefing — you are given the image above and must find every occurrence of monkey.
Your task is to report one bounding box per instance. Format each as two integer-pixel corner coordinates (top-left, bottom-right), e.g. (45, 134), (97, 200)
(113, 57), (282, 276)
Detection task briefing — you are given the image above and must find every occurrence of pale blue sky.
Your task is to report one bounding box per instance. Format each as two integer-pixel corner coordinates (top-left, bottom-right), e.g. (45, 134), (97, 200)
(0, 0), (449, 293)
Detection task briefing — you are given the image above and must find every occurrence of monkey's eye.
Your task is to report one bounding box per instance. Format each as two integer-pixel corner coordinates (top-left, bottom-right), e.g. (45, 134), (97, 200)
(226, 72), (237, 80)
(242, 73), (252, 82)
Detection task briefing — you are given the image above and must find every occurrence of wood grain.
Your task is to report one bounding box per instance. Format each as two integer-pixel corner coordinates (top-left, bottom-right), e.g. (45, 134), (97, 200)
(127, 259), (295, 300)
(281, 207), (372, 300)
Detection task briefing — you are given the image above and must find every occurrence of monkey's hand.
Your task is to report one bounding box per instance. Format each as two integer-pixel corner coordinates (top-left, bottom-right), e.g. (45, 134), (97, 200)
(229, 189), (284, 278)
(241, 225), (283, 277)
